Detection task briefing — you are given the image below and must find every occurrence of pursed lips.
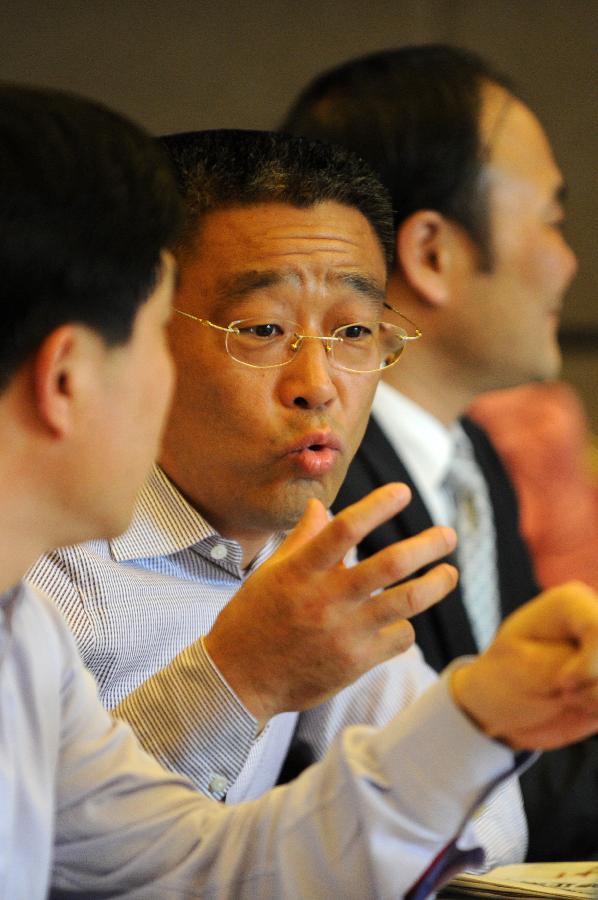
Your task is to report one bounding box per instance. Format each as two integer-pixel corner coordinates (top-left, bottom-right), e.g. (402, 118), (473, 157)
(284, 431), (343, 476)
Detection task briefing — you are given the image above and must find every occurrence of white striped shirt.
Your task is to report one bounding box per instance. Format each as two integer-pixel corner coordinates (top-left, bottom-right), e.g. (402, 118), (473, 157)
(28, 465), (527, 866)
(2, 580), (523, 899)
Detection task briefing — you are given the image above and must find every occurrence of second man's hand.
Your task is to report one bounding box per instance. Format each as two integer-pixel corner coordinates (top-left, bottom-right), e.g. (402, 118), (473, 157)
(451, 581), (598, 751)
(204, 483), (457, 729)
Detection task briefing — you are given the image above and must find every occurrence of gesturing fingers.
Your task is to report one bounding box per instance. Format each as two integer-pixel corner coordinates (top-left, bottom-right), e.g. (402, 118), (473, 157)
(292, 483), (413, 571)
(360, 563), (459, 630)
(345, 525), (457, 599)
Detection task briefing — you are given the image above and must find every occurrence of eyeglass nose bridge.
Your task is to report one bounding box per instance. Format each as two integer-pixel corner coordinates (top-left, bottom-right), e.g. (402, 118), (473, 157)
(289, 332), (343, 356)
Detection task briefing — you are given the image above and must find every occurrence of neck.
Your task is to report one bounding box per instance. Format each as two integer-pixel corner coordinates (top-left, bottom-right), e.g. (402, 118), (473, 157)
(160, 467), (275, 569)
(218, 526), (274, 571)
(385, 279), (478, 427)
(0, 463), (50, 595)
(383, 349), (476, 427)
(0, 381), (91, 595)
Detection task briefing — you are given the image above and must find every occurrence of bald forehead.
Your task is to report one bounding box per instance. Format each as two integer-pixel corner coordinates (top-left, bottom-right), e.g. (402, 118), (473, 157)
(480, 85), (558, 171)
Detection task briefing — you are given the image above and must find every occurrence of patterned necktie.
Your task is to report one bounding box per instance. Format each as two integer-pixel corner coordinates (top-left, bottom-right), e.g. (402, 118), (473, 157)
(443, 429), (500, 650)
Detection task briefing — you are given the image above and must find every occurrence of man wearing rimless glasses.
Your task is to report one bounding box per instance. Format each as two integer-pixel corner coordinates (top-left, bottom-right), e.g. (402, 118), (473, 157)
(9, 97), (598, 899)
(30, 129), (535, 868)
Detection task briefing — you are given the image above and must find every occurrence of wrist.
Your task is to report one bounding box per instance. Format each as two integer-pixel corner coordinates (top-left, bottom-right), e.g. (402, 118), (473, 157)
(203, 632), (273, 730)
(450, 658), (512, 748)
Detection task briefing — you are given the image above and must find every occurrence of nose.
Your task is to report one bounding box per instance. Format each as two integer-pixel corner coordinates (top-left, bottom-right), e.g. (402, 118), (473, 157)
(277, 336), (339, 410)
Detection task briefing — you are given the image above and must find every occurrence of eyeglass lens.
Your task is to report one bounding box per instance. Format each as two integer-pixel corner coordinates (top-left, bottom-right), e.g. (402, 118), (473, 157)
(225, 318), (407, 372)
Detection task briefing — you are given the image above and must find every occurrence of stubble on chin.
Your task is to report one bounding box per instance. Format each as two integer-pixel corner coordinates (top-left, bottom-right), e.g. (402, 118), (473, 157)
(263, 477), (337, 533)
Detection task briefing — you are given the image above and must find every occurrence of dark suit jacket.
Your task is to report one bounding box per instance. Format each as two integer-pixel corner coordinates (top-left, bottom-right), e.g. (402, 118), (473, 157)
(332, 414), (598, 861)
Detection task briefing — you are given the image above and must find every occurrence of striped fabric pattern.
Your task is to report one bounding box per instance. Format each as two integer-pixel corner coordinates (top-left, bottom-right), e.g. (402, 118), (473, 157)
(27, 465), (527, 867)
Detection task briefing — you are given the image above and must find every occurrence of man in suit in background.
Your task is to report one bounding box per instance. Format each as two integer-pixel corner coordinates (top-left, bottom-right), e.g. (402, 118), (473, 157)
(8, 82), (598, 899)
(282, 45), (596, 861)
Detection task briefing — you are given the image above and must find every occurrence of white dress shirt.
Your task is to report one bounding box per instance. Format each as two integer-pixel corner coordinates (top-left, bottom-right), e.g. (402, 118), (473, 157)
(372, 381), (455, 526)
(371, 382), (502, 643)
(1, 579), (524, 899)
(28, 464), (526, 866)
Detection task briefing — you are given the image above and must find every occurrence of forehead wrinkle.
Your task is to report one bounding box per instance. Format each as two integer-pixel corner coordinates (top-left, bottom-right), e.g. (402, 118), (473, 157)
(213, 265), (384, 311)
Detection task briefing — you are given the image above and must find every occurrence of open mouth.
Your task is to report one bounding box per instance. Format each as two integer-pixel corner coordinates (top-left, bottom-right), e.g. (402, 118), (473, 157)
(287, 433), (342, 476)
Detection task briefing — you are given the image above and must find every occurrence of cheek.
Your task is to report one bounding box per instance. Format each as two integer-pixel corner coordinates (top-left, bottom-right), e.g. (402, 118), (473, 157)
(511, 230), (572, 299)
(341, 375), (378, 441)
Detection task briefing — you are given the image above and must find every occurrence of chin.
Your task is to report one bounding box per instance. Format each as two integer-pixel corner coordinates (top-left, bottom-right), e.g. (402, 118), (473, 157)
(268, 481), (332, 531)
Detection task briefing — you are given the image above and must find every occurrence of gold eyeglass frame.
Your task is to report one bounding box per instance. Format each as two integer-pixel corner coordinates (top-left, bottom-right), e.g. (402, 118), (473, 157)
(173, 302), (422, 373)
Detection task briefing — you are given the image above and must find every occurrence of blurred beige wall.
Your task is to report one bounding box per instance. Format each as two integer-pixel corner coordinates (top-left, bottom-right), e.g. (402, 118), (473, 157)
(2, 0), (596, 424)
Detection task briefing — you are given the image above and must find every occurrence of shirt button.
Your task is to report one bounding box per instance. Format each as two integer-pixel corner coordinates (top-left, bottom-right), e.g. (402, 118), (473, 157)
(210, 543), (228, 560)
(208, 773), (229, 794)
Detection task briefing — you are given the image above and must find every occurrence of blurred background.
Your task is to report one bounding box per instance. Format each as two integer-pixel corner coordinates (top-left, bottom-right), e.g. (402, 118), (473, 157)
(2, 0), (596, 426)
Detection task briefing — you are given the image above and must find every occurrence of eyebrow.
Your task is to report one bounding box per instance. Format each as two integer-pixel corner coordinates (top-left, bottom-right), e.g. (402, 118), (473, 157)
(215, 267), (386, 311)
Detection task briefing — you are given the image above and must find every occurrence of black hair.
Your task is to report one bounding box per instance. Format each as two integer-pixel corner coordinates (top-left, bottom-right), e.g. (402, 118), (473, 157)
(159, 129), (394, 270)
(0, 83), (182, 390)
(281, 45), (517, 269)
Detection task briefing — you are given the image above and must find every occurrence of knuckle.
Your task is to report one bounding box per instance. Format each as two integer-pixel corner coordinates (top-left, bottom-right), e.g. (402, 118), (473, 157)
(330, 512), (361, 547)
(379, 547), (411, 584)
(396, 579), (421, 618)
(388, 622), (415, 655)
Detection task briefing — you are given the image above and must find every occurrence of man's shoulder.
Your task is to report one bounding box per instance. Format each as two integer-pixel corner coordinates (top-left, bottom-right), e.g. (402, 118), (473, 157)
(27, 540), (113, 588)
(6, 579), (81, 666)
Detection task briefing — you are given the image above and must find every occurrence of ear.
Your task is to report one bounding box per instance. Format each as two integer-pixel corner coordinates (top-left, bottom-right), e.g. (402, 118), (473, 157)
(33, 325), (83, 438)
(395, 210), (454, 307)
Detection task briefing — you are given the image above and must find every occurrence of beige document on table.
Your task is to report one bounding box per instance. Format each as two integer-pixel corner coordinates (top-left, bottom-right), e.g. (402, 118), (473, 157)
(439, 861), (598, 898)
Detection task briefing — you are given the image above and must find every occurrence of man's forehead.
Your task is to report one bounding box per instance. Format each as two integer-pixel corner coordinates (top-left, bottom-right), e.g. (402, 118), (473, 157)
(481, 86), (558, 173)
(179, 201), (388, 304)
(191, 200), (385, 255)
(217, 267), (385, 301)
(479, 84), (564, 198)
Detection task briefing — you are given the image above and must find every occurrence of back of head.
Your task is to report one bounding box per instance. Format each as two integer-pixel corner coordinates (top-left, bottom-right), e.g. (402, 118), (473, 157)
(159, 128), (394, 270)
(0, 84), (182, 391)
(282, 45), (515, 259)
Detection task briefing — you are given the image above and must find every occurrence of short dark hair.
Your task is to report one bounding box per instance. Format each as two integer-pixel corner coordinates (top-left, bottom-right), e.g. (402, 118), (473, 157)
(281, 45), (517, 268)
(159, 129), (394, 270)
(0, 84), (182, 391)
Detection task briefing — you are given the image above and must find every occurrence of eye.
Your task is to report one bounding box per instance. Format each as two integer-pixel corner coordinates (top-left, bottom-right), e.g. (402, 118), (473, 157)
(337, 323), (374, 341)
(240, 322), (285, 339)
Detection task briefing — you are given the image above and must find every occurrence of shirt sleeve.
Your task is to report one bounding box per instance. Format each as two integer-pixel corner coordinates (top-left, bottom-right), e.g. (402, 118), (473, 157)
(113, 636), (258, 798)
(49, 603), (519, 900)
(28, 548), (261, 800)
(296, 647), (528, 871)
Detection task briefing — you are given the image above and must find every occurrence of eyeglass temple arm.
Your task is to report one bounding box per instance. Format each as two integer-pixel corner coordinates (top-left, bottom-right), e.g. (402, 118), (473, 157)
(174, 309), (234, 334)
(383, 302), (422, 341)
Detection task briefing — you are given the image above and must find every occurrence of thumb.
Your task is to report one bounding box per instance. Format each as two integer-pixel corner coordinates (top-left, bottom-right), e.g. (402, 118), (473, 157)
(269, 498), (330, 564)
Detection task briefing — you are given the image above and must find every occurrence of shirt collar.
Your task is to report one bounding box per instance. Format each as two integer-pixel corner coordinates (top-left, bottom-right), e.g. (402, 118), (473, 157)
(109, 465), (285, 571)
(110, 465), (219, 562)
(371, 381), (454, 493)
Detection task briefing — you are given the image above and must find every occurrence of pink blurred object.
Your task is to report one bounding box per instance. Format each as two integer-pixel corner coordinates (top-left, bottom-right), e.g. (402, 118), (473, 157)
(468, 382), (598, 591)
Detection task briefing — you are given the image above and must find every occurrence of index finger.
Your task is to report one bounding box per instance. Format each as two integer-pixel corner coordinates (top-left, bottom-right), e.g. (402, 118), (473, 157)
(289, 483), (412, 571)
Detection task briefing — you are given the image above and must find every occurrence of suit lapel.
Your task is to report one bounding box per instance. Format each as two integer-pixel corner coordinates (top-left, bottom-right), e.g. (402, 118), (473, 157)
(358, 417), (435, 537)
(357, 417), (479, 662)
